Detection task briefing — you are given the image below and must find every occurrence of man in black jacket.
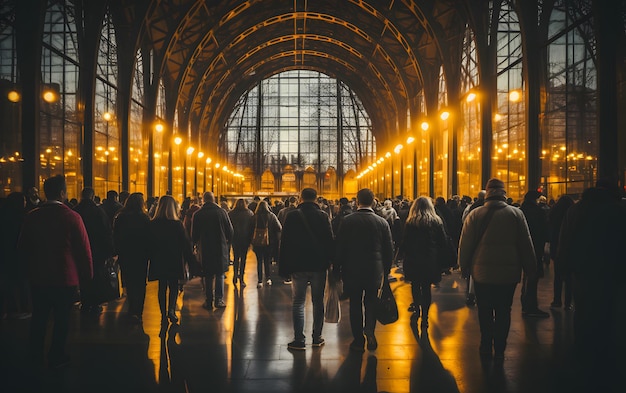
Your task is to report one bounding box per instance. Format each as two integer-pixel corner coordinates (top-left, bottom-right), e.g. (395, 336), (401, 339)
(335, 188), (394, 352)
(279, 188), (334, 350)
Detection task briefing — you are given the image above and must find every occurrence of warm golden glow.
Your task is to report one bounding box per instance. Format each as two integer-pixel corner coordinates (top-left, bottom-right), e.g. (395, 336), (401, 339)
(103, 112), (113, 121)
(394, 144), (403, 154)
(385, 152), (391, 158)
(45, 148), (52, 154)
(197, 152), (204, 159)
(494, 113), (502, 121)
(186, 147), (195, 155)
(420, 121), (429, 131)
(509, 90), (521, 102)
(466, 92), (476, 102)
(174, 137), (182, 145)
(215, 163), (220, 169)
(155, 123), (164, 132)
(7, 90), (20, 102)
(42, 90), (58, 103)
(440, 111), (450, 121)
(206, 157), (212, 164)
(406, 136), (415, 144)
(67, 150), (73, 157)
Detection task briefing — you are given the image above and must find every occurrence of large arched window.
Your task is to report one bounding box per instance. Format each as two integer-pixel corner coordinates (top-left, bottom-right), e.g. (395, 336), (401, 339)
(40, 0), (81, 198)
(434, 65), (449, 198)
(94, 10), (119, 198)
(224, 70), (375, 196)
(459, 24), (481, 198)
(542, 1), (597, 198)
(493, 0), (525, 202)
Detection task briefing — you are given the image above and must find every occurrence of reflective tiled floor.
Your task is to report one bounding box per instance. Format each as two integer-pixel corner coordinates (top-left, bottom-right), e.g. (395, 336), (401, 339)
(1, 253), (585, 393)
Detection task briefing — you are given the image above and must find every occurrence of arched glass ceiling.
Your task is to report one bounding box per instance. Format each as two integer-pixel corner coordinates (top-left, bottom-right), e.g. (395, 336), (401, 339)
(224, 70), (376, 175)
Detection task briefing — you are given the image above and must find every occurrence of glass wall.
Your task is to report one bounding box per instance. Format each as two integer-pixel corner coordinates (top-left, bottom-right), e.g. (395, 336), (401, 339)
(130, 48), (147, 195)
(543, 1), (597, 199)
(0, 1), (20, 196)
(93, 10), (120, 199)
(459, 25), (481, 198)
(225, 70), (375, 197)
(493, 0), (526, 202)
(434, 66), (448, 198)
(155, 77), (167, 197)
(40, 0), (81, 199)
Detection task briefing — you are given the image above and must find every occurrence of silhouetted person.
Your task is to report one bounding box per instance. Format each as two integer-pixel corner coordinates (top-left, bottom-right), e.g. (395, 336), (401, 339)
(74, 187), (114, 314)
(113, 192), (151, 323)
(558, 180), (626, 393)
(547, 195), (575, 310)
(191, 192), (233, 309)
(228, 198), (254, 287)
(101, 190), (123, 227)
(336, 188), (394, 352)
(18, 175), (93, 369)
(279, 188), (334, 350)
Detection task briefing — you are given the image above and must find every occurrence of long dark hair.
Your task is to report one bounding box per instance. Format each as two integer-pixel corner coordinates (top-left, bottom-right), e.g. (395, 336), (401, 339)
(121, 192), (147, 215)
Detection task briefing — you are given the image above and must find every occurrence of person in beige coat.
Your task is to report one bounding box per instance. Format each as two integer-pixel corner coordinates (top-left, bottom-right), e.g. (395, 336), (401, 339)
(458, 178), (537, 362)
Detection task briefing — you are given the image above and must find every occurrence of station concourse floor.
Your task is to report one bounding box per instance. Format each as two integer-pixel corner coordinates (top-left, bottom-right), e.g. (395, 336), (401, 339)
(1, 253), (585, 393)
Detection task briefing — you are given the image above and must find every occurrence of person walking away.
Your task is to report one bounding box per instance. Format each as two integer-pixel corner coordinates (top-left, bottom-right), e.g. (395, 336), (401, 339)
(228, 198), (254, 287)
(148, 196), (197, 324)
(113, 192), (151, 323)
(279, 188), (334, 350)
(458, 178), (536, 362)
(335, 188), (394, 352)
(519, 190), (550, 318)
(557, 180), (626, 393)
(74, 187), (115, 314)
(547, 195), (575, 310)
(191, 192), (234, 309)
(18, 175), (93, 369)
(398, 196), (450, 331)
(251, 200), (282, 288)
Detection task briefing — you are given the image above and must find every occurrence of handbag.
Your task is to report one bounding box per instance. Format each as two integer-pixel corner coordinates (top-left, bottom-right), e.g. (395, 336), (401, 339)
(93, 257), (121, 304)
(375, 276), (398, 325)
(251, 226), (269, 246)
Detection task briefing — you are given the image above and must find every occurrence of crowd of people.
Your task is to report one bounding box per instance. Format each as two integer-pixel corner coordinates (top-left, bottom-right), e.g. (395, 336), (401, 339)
(1, 174), (624, 386)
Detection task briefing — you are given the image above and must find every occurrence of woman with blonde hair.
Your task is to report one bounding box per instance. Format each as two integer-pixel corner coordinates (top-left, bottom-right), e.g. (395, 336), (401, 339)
(252, 200), (282, 288)
(398, 196), (449, 330)
(148, 195), (196, 324)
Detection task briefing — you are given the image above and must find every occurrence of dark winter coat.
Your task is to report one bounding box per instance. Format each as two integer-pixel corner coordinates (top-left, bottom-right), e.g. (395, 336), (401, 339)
(400, 221), (447, 284)
(191, 202), (234, 275)
(251, 211), (282, 254)
(148, 218), (195, 281)
(335, 208), (394, 294)
(113, 210), (151, 286)
(520, 201), (548, 264)
(229, 207), (254, 248)
(279, 202), (334, 276)
(74, 199), (114, 266)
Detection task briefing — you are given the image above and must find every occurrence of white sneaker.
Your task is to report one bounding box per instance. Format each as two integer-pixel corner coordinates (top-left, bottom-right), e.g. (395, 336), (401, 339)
(266, 279), (272, 286)
(257, 282), (263, 288)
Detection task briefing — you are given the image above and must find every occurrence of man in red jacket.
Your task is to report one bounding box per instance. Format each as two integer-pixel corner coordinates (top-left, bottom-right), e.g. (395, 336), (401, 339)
(18, 175), (93, 369)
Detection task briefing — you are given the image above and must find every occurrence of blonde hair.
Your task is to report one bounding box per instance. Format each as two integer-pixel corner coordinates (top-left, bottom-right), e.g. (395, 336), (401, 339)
(153, 195), (180, 221)
(406, 196), (442, 227)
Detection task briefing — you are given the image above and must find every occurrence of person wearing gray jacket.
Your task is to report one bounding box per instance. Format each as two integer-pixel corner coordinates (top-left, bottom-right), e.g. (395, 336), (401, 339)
(458, 178), (537, 362)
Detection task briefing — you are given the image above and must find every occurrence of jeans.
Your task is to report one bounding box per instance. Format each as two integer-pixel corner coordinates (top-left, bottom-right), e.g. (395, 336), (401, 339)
(30, 286), (76, 364)
(291, 271), (327, 342)
(232, 245), (249, 280)
(254, 246), (272, 283)
(348, 280), (380, 341)
(158, 279), (178, 316)
(204, 273), (225, 304)
(474, 282), (517, 355)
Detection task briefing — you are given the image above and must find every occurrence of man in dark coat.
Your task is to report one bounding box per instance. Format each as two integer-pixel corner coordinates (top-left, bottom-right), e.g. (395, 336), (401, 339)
(18, 175), (93, 369)
(191, 191), (233, 310)
(558, 181), (626, 393)
(279, 188), (334, 350)
(335, 188), (394, 352)
(74, 187), (115, 314)
(519, 190), (549, 318)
